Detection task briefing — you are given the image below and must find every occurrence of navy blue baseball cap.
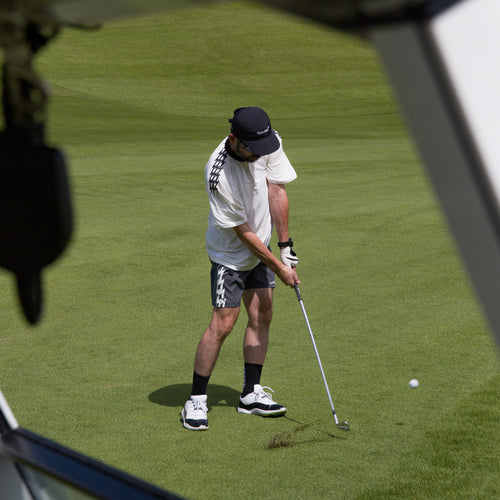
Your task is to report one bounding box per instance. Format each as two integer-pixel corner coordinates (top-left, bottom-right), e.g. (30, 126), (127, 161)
(229, 107), (280, 156)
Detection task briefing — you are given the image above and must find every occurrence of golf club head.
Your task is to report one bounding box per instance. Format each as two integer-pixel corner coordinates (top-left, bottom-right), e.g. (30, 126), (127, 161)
(336, 421), (350, 431)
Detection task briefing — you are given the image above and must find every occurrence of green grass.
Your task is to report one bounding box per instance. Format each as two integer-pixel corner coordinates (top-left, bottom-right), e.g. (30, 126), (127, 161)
(1, 2), (499, 499)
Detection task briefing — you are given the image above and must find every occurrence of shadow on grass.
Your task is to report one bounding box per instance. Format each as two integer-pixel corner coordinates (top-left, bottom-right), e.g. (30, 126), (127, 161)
(148, 383), (241, 410)
(268, 415), (346, 447)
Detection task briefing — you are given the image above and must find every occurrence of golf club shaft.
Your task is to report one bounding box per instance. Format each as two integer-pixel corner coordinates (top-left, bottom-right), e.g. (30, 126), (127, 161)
(294, 284), (339, 425)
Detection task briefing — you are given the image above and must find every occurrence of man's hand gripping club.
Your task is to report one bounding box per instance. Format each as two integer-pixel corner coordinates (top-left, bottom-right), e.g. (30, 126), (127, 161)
(233, 224), (299, 287)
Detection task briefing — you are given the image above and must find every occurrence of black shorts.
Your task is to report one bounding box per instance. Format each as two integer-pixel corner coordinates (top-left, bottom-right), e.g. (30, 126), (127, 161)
(210, 261), (276, 308)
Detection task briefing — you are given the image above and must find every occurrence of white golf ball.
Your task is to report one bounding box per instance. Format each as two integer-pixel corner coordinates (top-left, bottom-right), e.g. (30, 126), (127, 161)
(409, 379), (419, 388)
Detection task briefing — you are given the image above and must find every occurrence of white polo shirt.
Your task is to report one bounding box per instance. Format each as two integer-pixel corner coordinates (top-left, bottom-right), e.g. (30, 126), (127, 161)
(205, 132), (297, 271)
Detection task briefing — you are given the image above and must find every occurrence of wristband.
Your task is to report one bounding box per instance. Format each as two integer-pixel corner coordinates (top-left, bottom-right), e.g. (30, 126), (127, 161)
(278, 238), (293, 249)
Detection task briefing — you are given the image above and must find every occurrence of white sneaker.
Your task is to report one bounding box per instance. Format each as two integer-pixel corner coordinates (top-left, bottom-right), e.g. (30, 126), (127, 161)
(182, 395), (208, 431)
(238, 384), (287, 416)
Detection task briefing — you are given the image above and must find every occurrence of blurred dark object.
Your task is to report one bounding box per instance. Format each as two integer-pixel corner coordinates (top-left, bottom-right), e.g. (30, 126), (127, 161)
(0, 144), (72, 324)
(1, 18), (73, 324)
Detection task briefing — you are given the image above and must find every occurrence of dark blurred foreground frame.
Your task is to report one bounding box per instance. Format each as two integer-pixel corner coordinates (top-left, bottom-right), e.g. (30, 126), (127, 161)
(1, 0), (499, 498)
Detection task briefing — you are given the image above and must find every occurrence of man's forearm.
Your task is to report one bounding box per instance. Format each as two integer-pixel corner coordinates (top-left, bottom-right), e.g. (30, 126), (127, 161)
(268, 183), (290, 242)
(233, 223), (283, 273)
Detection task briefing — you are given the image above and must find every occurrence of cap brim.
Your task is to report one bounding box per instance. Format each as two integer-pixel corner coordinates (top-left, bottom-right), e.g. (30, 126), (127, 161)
(245, 132), (280, 156)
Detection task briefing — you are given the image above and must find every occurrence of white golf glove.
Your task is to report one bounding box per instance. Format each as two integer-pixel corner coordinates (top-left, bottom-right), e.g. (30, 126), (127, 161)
(280, 246), (298, 269)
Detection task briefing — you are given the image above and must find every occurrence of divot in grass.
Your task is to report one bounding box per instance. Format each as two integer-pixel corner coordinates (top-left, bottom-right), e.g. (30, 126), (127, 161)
(268, 424), (310, 449)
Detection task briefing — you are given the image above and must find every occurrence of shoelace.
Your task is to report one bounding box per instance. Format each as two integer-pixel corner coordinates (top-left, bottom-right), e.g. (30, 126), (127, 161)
(255, 386), (275, 402)
(190, 399), (207, 414)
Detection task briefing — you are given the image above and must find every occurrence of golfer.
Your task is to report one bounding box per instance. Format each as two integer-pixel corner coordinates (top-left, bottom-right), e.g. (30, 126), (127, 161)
(182, 107), (300, 431)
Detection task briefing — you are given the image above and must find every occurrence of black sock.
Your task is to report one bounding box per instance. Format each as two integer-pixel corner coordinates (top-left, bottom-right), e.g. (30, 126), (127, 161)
(191, 371), (210, 396)
(242, 363), (263, 396)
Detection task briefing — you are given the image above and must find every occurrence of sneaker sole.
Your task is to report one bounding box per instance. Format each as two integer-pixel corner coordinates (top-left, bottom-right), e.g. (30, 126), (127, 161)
(181, 409), (209, 431)
(237, 406), (287, 417)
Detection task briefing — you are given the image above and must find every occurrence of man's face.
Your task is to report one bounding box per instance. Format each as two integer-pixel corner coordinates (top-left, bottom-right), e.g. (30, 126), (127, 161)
(229, 134), (261, 162)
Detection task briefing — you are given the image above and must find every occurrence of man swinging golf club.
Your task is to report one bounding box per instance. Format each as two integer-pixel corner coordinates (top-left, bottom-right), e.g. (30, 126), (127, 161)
(182, 107), (300, 431)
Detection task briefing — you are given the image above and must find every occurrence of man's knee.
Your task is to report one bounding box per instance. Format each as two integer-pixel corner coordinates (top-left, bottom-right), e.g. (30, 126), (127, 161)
(258, 301), (273, 325)
(209, 307), (239, 339)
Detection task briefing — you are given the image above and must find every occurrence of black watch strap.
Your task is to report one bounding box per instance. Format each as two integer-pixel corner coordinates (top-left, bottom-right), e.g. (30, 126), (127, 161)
(278, 238), (293, 249)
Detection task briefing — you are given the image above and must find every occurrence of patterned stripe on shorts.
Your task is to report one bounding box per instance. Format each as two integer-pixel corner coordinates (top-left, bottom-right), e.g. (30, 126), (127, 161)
(215, 265), (226, 307)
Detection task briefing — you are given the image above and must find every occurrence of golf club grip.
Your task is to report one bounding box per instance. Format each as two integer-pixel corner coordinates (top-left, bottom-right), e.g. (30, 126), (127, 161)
(294, 283), (302, 301)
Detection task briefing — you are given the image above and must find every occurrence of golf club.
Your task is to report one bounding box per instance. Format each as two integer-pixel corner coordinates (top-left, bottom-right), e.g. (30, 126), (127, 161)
(294, 283), (350, 431)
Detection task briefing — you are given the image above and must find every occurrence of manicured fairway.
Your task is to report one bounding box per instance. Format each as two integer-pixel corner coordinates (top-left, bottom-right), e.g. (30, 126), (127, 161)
(1, 2), (499, 499)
